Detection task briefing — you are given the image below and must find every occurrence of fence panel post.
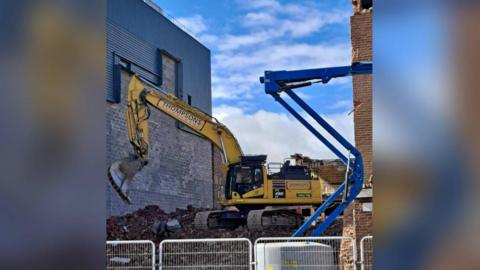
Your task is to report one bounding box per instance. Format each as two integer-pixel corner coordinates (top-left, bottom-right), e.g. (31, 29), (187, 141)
(159, 238), (252, 270)
(106, 240), (156, 270)
(360, 236), (373, 270)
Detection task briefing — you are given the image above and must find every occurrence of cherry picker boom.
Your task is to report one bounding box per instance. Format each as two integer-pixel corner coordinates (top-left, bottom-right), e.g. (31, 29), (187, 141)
(260, 62), (372, 236)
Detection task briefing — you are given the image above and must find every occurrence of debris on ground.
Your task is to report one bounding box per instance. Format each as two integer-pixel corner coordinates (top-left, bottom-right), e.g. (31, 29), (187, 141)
(106, 205), (343, 245)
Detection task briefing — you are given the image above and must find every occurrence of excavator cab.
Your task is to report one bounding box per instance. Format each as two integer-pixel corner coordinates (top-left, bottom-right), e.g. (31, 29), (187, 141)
(224, 155), (266, 199)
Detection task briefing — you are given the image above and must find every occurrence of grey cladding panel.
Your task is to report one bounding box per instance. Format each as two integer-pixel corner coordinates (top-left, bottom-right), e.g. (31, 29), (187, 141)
(106, 21), (157, 101)
(106, 0), (211, 114)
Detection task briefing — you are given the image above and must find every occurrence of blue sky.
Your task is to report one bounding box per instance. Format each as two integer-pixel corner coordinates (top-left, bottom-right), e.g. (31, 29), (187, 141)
(154, 0), (356, 161)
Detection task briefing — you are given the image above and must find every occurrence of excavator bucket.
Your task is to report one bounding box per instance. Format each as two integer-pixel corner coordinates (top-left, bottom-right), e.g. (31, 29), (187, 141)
(107, 155), (146, 204)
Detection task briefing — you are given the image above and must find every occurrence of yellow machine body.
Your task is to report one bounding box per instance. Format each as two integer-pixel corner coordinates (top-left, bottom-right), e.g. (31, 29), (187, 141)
(223, 170), (324, 206)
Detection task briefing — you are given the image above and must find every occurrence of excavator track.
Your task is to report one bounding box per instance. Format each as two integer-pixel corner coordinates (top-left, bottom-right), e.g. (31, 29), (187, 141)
(194, 210), (248, 229)
(195, 209), (304, 230)
(246, 209), (264, 230)
(247, 209), (303, 230)
(193, 210), (227, 230)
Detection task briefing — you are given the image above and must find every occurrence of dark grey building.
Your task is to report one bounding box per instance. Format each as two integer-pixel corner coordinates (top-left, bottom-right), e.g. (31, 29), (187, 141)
(106, 0), (213, 216)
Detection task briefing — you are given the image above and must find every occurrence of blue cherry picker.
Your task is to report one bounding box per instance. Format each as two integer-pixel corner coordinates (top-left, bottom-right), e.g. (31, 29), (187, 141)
(260, 62), (372, 236)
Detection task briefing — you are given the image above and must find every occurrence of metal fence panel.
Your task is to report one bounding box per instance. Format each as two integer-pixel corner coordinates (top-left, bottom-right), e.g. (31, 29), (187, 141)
(106, 240), (156, 270)
(255, 236), (356, 270)
(159, 238), (253, 270)
(360, 236), (373, 270)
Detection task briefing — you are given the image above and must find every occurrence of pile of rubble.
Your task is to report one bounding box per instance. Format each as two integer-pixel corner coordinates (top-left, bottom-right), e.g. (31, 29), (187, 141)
(107, 205), (343, 245)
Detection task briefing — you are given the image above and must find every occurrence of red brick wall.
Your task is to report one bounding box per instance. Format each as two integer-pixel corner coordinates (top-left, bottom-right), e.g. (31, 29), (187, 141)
(341, 11), (373, 266)
(351, 14), (372, 62)
(346, 199), (372, 240)
(342, 199), (373, 266)
(351, 13), (373, 186)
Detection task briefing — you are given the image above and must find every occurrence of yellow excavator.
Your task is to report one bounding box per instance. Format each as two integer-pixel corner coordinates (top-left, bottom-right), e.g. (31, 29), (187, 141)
(108, 74), (326, 230)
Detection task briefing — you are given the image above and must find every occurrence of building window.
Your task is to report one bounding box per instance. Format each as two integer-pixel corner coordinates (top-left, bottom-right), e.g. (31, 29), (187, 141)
(110, 53), (161, 103)
(162, 53), (176, 94)
(111, 64), (122, 103)
(187, 94), (192, 105)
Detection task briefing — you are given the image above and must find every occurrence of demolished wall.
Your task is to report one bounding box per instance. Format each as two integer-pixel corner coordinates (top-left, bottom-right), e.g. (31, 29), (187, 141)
(291, 154), (347, 185)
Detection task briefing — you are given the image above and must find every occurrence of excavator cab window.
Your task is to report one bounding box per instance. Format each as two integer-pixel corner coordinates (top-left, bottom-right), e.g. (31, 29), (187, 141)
(253, 168), (262, 187)
(225, 164), (263, 199)
(225, 166), (236, 200)
(236, 166), (251, 183)
(235, 166), (254, 195)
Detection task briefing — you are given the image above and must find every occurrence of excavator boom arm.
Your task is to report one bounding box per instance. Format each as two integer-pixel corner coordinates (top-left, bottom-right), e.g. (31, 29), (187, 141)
(109, 74), (243, 203)
(127, 75), (243, 164)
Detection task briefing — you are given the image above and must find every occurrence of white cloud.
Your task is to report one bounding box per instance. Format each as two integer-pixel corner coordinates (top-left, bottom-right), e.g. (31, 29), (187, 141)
(218, 32), (268, 51)
(176, 14), (207, 35)
(295, 91), (311, 100)
(226, 11), (348, 51)
(215, 43), (350, 70)
(329, 100), (351, 110)
(212, 104), (244, 120)
(237, 2), (349, 44)
(243, 12), (277, 27)
(241, 0), (281, 10)
(211, 72), (258, 100)
(213, 106), (354, 162)
(279, 12), (347, 38)
(197, 34), (218, 44)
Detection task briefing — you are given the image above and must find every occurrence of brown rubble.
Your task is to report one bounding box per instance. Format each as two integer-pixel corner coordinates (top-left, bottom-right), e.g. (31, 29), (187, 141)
(106, 205), (343, 245)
